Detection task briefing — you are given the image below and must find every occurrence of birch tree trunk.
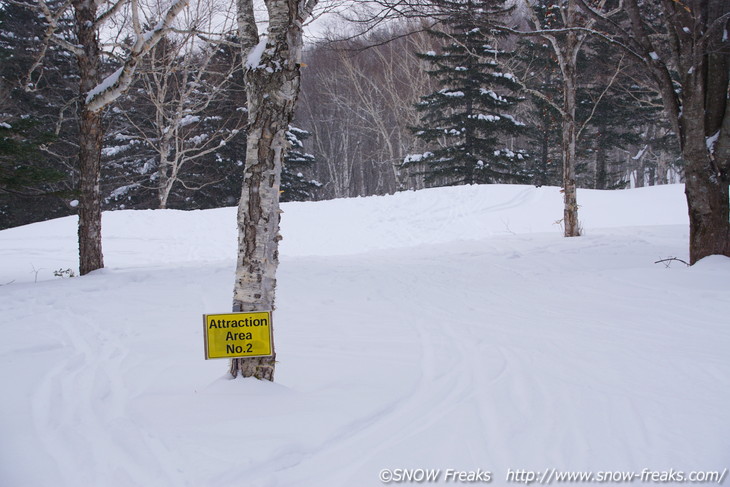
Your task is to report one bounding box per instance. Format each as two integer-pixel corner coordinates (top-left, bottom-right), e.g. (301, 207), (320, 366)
(158, 141), (174, 209)
(230, 0), (318, 381)
(554, 0), (585, 237)
(519, 0), (590, 237)
(558, 40), (579, 236)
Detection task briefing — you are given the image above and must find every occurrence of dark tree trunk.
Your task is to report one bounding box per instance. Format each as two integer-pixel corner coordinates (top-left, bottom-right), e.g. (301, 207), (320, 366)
(621, 0), (729, 264)
(595, 129), (607, 189)
(683, 83), (730, 264)
(73, 0), (104, 275)
(77, 109), (104, 275)
(536, 108), (551, 187)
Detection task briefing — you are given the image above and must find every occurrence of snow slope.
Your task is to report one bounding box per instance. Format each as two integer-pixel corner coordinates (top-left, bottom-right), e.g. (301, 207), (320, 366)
(1, 184), (728, 487)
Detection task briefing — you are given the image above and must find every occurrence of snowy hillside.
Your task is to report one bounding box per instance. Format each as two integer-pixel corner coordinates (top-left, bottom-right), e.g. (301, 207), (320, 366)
(1, 184), (728, 487)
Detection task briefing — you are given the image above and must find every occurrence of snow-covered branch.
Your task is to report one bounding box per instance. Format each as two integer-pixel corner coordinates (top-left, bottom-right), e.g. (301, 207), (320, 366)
(85, 0), (190, 113)
(94, 0), (127, 29)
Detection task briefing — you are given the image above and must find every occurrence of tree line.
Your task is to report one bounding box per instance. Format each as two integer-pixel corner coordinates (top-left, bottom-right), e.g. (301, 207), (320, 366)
(2, 0), (728, 266)
(0, 0), (317, 229)
(338, 0), (727, 262)
(298, 5), (683, 200)
(3, 0), (684, 227)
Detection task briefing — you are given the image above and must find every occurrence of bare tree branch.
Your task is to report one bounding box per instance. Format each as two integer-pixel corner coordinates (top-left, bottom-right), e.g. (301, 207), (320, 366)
(85, 0), (190, 113)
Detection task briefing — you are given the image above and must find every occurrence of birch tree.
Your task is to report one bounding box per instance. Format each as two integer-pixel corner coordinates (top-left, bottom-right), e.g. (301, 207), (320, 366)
(512, 0), (622, 237)
(231, 0), (319, 381)
(27, 0), (189, 274)
(124, 36), (245, 209)
(298, 25), (435, 197)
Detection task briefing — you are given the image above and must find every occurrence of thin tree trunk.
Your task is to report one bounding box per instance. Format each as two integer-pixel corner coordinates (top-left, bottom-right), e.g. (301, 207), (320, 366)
(537, 0), (584, 237)
(634, 151), (645, 188)
(594, 127), (607, 189)
(537, 108), (550, 187)
(560, 28), (580, 237)
(158, 141), (172, 209)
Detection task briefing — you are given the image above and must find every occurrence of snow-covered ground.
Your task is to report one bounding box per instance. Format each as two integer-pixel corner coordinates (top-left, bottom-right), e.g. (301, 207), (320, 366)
(1, 184), (728, 486)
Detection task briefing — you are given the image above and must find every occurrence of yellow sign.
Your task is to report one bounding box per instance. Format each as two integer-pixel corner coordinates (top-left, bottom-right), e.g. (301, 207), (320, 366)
(203, 311), (273, 360)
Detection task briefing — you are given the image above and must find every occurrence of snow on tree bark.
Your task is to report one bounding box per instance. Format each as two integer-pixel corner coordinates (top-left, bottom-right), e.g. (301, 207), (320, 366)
(84, 0), (190, 113)
(230, 0), (318, 381)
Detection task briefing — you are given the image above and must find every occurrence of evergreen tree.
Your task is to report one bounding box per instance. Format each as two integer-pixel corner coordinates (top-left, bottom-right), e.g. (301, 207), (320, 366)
(514, 37), (562, 187)
(574, 36), (679, 189)
(0, 118), (64, 194)
(281, 126), (320, 202)
(405, 6), (528, 186)
(0, 1), (78, 228)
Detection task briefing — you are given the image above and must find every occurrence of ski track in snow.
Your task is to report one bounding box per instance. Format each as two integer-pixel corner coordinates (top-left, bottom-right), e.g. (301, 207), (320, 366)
(271, 261), (504, 486)
(1, 184), (729, 486)
(27, 283), (189, 486)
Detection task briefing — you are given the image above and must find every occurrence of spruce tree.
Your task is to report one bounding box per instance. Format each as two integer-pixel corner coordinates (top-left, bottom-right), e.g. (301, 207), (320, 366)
(0, 1), (78, 228)
(513, 37), (563, 187)
(405, 7), (528, 187)
(574, 41), (676, 189)
(281, 126), (320, 202)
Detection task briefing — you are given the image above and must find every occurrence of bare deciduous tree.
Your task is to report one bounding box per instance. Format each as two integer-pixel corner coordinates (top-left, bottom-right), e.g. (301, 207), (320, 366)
(576, 0), (729, 263)
(119, 3), (245, 209)
(26, 0), (189, 274)
(510, 0), (623, 237)
(298, 24), (436, 198)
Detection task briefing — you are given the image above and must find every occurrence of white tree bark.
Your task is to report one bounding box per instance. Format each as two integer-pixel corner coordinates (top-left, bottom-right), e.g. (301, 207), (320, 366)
(230, 0), (319, 381)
